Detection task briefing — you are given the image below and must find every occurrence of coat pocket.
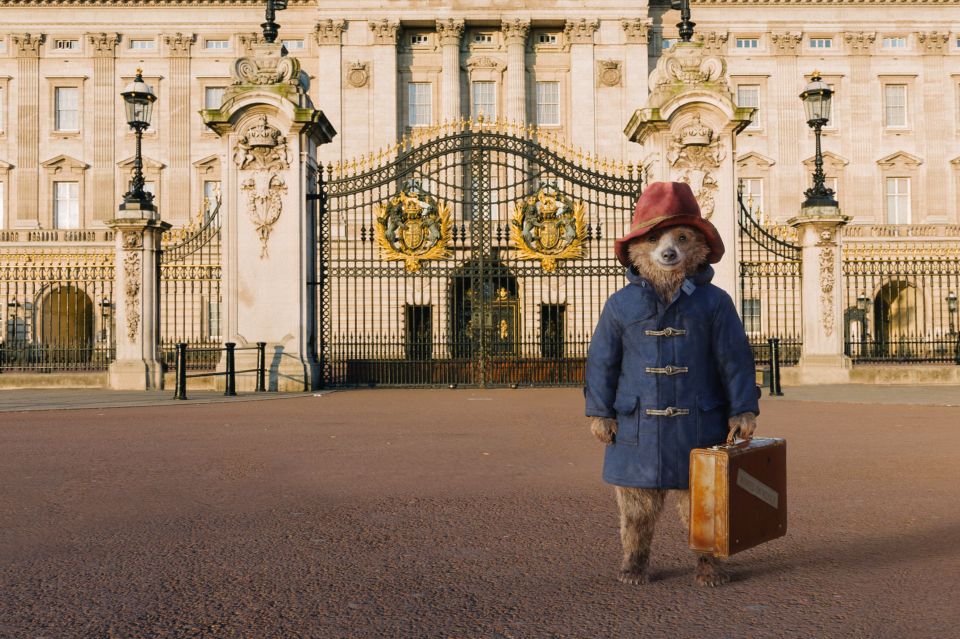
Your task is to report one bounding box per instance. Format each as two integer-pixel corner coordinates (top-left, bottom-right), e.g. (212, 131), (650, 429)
(696, 393), (728, 447)
(613, 395), (640, 446)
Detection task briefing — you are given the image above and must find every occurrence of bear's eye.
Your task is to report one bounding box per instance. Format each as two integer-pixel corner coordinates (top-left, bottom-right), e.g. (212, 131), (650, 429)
(647, 235), (659, 243)
(678, 234), (687, 242)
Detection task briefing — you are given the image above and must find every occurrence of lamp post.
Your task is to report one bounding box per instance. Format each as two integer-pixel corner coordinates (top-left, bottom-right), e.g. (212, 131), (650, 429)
(947, 291), (958, 363)
(120, 69), (157, 217)
(800, 72), (838, 209)
(857, 291), (871, 358)
(669, 0), (696, 42)
(261, 0), (288, 44)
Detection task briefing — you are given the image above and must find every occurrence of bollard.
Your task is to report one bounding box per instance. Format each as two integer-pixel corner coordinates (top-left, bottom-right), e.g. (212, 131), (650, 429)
(224, 342), (237, 396)
(256, 342), (266, 392)
(174, 342), (188, 400)
(768, 337), (784, 397)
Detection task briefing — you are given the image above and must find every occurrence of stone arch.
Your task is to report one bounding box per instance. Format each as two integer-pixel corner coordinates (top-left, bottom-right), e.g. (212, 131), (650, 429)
(872, 279), (925, 358)
(37, 284), (95, 363)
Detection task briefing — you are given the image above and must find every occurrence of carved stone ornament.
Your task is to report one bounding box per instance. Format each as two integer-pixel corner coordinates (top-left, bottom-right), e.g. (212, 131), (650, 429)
(668, 114), (724, 220)
(843, 32), (876, 54)
(648, 42), (728, 95)
(163, 32), (194, 57)
(695, 31), (728, 54)
(770, 32), (802, 54)
(314, 19), (345, 46)
(917, 31), (949, 54)
(564, 19), (599, 45)
(510, 184), (586, 272)
(465, 56), (505, 73)
(11, 34), (44, 57)
(436, 19), (465, 46)
(123, 251), (141, 342)
(237, 32), (265, 55)
(597, 60), (623, 88)
(121, 230), (143, 250)
(346, 61), (369, 88)
(234, 115), (290, 259)
(375, 181), (453, 272)
(622, 18), (652, 45)
(819, 246), (836, 337)
(369, 19), (399, 45)
(501, 19), (530, 46)
(87, 32), (120, 56)
(232, 48), (301, 86)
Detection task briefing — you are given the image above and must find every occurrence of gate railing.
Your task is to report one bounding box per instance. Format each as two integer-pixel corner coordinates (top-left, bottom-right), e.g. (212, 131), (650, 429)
(736, 185), (802, 366)
(160, 197), (223, 371)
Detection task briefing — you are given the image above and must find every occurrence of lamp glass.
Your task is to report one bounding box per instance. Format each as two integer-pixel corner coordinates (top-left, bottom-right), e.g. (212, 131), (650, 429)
(121, 74), (157, 128)
(801, 76), (833, 123)
(948, 292), (958, 313)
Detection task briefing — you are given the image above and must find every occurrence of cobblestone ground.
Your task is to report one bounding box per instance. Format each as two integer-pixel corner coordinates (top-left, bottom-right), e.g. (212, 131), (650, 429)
(1, 389), (958, 639)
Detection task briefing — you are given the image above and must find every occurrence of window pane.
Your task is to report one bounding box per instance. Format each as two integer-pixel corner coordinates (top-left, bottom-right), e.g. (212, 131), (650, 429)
(55, 87), (79, 131)
(54, 181), (80, 229)
(472, 81), (496, 120)
(408, 82), (432, 127)
(884, 85), (906, 127)
(737, 85), (761, 129)
(0, 182), (5, 230)
(282, 40), (304, 50)
(885, 177), (910, 224)
(743, 298), (761, 334)
(0, 86), (4, 132)
(203, 180), (221, 222)
(742, 178), (763, 217)
(536, 81), (560, 126)
(204, 86), (225, 109)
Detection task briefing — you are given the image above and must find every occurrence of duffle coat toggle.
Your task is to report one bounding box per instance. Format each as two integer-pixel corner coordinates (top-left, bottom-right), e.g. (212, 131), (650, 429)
(584, 265), (760, 489)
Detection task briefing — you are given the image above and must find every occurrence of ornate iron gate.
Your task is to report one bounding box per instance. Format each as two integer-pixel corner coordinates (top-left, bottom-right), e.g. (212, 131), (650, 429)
(316, 121), (642, 387)
(736, 186), (802, 366)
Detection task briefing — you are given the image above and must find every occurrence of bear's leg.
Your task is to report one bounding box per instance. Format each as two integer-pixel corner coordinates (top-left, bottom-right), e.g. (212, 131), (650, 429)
(615, 487), (665, 584)
(673, 489), (731, 587)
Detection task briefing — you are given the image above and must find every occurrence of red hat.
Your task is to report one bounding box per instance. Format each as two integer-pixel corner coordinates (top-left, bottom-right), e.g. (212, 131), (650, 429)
(613, 181), (724, 267)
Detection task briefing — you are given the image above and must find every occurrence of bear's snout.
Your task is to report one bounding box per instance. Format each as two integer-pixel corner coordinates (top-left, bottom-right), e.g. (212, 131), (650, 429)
(660, 247), (678, 263)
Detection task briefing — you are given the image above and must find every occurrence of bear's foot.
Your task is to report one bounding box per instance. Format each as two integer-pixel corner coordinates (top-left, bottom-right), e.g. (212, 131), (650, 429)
(617, 568), (650, 585)
(694, 556), (730, 587)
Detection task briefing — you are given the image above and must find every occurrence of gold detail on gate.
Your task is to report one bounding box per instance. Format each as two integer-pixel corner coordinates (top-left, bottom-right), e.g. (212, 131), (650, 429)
(375, 181), (452, 272)
(510, 185), (586, 272)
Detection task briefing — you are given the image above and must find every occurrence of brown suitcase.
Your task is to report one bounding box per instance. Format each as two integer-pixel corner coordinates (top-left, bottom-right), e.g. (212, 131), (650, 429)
(689, 437), (787, 558)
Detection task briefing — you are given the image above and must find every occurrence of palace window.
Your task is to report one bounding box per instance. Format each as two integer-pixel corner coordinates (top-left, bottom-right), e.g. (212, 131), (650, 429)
(540, 304), (566, 358)
(809, 38), (833, 49)
(882, 36), (907, 49)
(661, 37), (676, 50)
(473, 33), (493, 44)
(203, 180), (221, 222)
(54, 39), (79, 51)
(736, 84), (761, 130)
(535, 81), (560, 126)
(54, 87), (79, 132)
(0, 182), (5, 230)
(204, 39), (230, 50)
(742, 298), (762, 335)
(204, 86), (226, 110)
(883, 84), (907, 128)
(410, 34), (430, 46)
(408, 83), (432, 127)
(130, 39), (155, 50)
(736, 38), (759, 49)
(405, 305), (433, 360)
(206, 298), (221, 341)
(885, 177), (911, 224)
(0, 85), (5, 133)
(282, 39), (304, 50)
(53, 181), (80, 229)
(740, 178), (764, 217)
(538, 33), (558, 45)
(472, 81), (497, 120)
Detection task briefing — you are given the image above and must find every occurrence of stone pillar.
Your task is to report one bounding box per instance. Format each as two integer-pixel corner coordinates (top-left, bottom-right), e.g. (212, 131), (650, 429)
(622, 18), (652, 162)
(106, 214), (171, 390)
(369, 20), (399, 149)
(565, 19), (598, 153)
(917, 32), (950, 222)
(769, 33), (803, 219)
(88, 33), (120, 223)
(843, 32), (876, 221)
(314, 20), (345, 163)
(437, 19), (464, 123)
(624, 42), (754, 297)
(502, 19), (529, 125)
(203, 43), (335, 391)
(788, 207), (851, 383)
(164, 33), (194, 225)
(12, 34), (42, 228)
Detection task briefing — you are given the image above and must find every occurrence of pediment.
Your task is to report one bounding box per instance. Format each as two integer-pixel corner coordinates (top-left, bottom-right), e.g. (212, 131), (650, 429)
(0, 159), (12, 171)
(41, 154), (87, 171)
(193, 154), (221, 170)
(736, 151), (776, 169)
(117, 156), (165, 170)
(876, 151), (922, 168)
(463, 56), (505, 72)
(950, 155), (960, 167)
(802, 151), (849, 168)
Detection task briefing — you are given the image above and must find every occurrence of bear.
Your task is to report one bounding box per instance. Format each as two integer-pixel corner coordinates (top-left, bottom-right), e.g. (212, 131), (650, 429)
(584, 181), (759, 587)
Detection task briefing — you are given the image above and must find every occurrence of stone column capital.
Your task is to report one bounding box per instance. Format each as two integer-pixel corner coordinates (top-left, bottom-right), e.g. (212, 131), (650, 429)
(695, 30), (728, 55)
(770, 32), (803, 55)
(565, 19), (599, 45)
(621, 18), (651, 45)
(369, 19), (399, 45)
(501, 19), (530, 46)
(436, 19), (465, 47)
(87, 32), (119, 57)
(843, 32), (876, 55)
(787, 208), (850, 244)
(11, 33), (44, 58)
(163, 32), (194, 57)
(916, 31), (949, 55)
(314, 19), (345, 46)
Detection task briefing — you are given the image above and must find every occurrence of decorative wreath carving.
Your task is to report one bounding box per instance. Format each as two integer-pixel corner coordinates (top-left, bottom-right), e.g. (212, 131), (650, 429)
(510, 184), (586, 272)
(375, 181), (453, 272)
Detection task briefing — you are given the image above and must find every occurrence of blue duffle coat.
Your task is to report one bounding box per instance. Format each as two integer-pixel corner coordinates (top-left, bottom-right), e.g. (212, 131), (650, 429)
(584, 266), (760, 489)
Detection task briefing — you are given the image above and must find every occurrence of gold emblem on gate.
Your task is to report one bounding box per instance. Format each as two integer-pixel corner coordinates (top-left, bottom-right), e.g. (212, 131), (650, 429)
(375, 181), (453, 272)
(511, 184), (586, 272)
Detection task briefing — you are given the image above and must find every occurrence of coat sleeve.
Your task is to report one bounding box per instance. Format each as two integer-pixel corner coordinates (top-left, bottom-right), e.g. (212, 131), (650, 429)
(584, 298), (623, 418)
(711, 292), (761, 417)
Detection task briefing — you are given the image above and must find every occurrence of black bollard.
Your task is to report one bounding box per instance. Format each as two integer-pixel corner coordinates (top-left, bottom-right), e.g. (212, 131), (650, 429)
(224, 342), (237, 396)
(768, 337), (784, 397)
(256, 342), (266, 392)
(174, 342), (188, 400)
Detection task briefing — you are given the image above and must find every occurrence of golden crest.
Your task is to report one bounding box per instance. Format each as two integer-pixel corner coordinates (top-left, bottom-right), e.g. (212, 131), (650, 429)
(375, 182), (453, 272)
(510, 184), (586, 272)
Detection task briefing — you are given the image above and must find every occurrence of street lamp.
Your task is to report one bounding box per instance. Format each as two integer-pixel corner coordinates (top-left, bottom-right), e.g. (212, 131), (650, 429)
(261, 0), (288, 44)
(120, 69), (157, 216)
(670, 0), (696, 43)
(947, 291), (958, 334)
(857, 292), (871, 357)
(800, 71), (838, 209)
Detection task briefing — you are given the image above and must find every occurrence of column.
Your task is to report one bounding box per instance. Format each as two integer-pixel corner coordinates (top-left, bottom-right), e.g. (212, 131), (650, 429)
(770, 32), (803, 220)
(164, 33), (193, 225)
(622, 18), (652, 161)
(314, 19), (345, 163)
(12, 34), (42, 227)
(369, 20), (399, 150)
(565, 19), (598, 153)
(436, 19), (464, 123)
(87, 33), (120, 223)
(788, 209), (850, 383)
(502, 19), (529, 125)
(917, 32), (950, 221)
(843, 32), (876, 221)
(106, 216), (171, 390)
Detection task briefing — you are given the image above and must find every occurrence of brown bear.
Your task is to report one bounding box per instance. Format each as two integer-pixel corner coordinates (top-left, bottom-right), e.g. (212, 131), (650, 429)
(584, 182), (759, 587)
